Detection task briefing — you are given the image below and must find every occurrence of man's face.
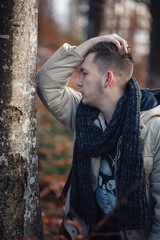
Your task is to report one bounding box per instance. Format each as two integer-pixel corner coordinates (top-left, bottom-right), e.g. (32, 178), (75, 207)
(76, 53), (105, 107)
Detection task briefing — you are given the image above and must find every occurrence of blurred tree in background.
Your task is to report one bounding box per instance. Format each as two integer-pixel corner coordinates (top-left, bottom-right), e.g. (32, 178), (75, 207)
(87, 0), (105, 38)
(147, 0), (160, 88)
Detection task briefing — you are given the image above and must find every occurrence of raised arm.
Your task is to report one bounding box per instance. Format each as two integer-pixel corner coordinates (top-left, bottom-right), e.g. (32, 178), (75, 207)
(37, 43), (83, 130)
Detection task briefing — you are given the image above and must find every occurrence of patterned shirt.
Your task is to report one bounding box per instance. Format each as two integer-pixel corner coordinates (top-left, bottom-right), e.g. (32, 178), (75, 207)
(96, 137), (122, 214)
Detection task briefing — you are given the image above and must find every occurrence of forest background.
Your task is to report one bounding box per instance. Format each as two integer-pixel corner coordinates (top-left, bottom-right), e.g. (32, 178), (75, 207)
(0, 0), (160, 240)
(1, 0), (160, 239)
(38, 0), (160, 239)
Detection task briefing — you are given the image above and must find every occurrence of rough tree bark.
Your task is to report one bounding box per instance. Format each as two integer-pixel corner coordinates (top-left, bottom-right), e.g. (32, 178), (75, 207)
(0, 1), (44, 239)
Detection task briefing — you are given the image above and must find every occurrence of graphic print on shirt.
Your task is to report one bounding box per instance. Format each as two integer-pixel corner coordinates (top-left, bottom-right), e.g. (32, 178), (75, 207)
(96, 137), (122, 214)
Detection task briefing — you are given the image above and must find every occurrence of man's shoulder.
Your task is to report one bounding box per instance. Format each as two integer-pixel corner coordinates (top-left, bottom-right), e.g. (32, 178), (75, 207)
(141, 106), (160, 146)
(141, 105), (160, 124)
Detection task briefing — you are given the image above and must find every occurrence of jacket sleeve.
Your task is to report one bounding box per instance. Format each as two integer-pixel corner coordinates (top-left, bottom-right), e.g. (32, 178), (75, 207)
(147, 116), (160, 240)
(37, 43), (84, 130)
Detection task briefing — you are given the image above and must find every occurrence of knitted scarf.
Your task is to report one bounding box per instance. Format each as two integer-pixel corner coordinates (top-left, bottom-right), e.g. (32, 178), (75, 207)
(70, 77), (148, 230)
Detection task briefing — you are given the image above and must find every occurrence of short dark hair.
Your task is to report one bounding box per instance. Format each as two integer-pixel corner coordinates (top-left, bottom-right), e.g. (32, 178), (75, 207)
(86, 42), (134, 83)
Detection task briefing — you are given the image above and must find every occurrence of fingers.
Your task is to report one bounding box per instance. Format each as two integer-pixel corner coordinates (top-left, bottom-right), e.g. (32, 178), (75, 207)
(109, 33), (129, 53)
(75, 33), (130, 57)
(97, 33), (129, 54)
(123, 41), (129, 54)
(123, 40), (130, 54)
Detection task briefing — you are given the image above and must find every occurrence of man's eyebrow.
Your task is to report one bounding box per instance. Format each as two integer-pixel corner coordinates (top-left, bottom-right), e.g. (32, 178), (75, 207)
(79, 67), (88, 72)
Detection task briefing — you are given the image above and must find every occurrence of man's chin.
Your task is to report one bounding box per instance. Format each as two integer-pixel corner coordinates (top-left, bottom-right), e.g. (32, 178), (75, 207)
(82, 98), (89, 106)
(82, 98), (94, 108)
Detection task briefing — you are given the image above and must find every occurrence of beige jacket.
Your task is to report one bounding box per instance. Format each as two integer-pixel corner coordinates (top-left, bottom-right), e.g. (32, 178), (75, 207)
(37, 43), (160, 240)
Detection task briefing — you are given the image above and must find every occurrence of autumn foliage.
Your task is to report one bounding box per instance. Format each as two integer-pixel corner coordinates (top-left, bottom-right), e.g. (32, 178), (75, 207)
(37, 96), (73, 239)
(22, 236), (40, 240)
(37, 2), (77, 238)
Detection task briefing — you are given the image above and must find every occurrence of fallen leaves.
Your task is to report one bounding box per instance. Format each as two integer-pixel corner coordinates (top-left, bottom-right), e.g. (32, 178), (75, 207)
(22, 236), (39, 240)
(65, 220), (82, 232)
(37, 95), (73, 240)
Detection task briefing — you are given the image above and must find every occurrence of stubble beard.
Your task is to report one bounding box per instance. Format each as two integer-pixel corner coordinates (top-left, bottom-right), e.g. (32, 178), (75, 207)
(82, 82), (104, 107)
(96, 82), (104, 95)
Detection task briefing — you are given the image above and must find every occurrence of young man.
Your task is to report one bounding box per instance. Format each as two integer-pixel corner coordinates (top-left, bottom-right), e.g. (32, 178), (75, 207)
(37, 34), (160, 240)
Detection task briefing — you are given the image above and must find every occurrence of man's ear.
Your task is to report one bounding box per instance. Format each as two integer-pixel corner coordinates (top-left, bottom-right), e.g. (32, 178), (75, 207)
(104, 71), (113, 88)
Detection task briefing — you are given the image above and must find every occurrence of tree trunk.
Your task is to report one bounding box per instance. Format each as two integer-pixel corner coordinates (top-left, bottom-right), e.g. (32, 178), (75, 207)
(147, 0), (160, 88)
(87, 0), (105, 39)
(0, 1), (44, 239)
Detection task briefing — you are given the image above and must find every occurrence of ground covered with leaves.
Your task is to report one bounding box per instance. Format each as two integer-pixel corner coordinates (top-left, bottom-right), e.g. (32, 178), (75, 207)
(37, 98), (73, 240)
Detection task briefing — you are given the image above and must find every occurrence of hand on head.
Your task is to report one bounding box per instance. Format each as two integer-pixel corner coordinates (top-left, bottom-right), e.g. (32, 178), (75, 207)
(75, 33), (130, 57)
(96, 33), (130, 54)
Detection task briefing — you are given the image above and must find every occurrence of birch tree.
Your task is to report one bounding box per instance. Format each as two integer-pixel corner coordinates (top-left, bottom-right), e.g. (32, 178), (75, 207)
(0, 1), (44, 239)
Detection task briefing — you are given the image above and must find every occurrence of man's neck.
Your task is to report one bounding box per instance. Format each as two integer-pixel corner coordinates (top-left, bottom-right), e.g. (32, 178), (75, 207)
(100, 102), (117, 124)
(98, 90), (125, 124)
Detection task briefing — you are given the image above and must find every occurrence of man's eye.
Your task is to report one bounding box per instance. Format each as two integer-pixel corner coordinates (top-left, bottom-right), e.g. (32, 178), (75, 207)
(83, 72), (88, 76)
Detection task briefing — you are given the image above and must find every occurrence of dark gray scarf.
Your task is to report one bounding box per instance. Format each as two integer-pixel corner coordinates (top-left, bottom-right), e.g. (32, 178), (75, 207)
(70, 77), (148, 230)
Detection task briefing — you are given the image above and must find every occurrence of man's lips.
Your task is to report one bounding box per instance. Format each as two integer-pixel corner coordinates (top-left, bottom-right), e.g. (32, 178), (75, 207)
(80, 92), (84, 97)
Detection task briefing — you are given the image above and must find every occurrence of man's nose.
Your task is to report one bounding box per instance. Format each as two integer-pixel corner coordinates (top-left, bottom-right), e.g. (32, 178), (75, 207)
(76, 74), (83, 87)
